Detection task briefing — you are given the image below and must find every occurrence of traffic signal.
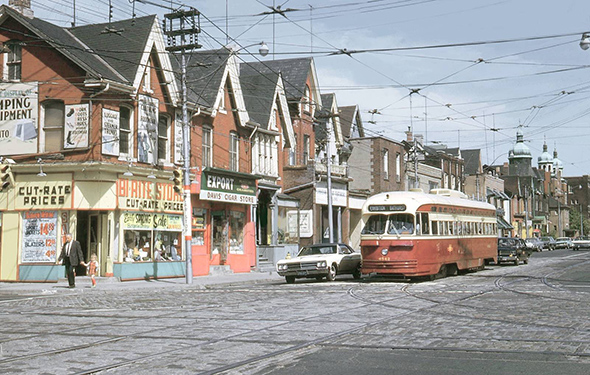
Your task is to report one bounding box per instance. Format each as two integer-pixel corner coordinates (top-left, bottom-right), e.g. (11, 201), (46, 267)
(0, 163), (13, 192)
(173, 167), (183, 195)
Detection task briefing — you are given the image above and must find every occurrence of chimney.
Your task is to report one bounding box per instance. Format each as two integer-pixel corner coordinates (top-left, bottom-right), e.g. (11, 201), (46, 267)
(415, 134), (424, 146)
(9, 0), (34, 18)
(405, 126), (413, 142)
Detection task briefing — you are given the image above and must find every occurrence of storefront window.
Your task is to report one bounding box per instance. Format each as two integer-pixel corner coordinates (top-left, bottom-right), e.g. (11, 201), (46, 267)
(192, 208), (207, 246)
(277, 207), (298, 244)
(121, 212), (182, 262)
(229, 211), (245, 254)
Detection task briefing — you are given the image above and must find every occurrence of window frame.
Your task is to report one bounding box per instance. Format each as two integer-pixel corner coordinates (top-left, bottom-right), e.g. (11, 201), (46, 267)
(202, 126), (212, 168)
(5, 41), (22, 81)
(229, 132), (239, 172)
(157, 113), (170, 163)
(119, 105), (133, 157)
(383, 149), (389, 180)
(41, 100), (65, 153)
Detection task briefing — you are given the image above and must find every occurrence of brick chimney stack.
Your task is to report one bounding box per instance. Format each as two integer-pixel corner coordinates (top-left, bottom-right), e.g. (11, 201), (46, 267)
(9, 0), (34, 18)
(405, 126), (413, 142)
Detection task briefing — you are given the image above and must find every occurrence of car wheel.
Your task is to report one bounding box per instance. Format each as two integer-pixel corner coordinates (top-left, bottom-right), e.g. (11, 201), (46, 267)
(315, 276), (324, 281)
(523, 258), (528, 264)
(513, 258), (519, 266)
(352, 265), (361, 280)
(326, 264), (337, 281)
(285, 276), (295, 284)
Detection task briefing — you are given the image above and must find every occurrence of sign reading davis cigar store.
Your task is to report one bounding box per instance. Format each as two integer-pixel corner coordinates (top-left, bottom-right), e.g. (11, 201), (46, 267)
(199, 170), (257, 205)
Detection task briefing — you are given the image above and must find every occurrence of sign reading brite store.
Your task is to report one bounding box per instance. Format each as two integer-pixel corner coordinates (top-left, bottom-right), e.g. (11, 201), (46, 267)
(200, 170), (256, 205)
(117, 179), (183, 213)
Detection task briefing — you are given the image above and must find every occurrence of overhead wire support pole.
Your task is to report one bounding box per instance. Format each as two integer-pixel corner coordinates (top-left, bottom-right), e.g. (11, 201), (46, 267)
(164, 8), (201, 284)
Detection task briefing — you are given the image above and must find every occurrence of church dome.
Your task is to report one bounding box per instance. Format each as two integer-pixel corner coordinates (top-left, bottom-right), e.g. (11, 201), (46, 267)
(510, 130), (532, 159)
(537, 141), (552, 164)
(552, 149), (563, 171)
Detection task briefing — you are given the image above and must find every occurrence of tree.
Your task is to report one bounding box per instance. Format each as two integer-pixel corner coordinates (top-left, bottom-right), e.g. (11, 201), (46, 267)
(569, 208), (590, 237)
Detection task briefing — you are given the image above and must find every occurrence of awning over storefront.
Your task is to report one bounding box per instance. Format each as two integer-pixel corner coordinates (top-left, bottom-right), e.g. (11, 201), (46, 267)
(497, 215), (513, 230)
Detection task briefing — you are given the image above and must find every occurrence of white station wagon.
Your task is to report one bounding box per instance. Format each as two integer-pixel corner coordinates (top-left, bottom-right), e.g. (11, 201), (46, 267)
(276, 243), (362, 284)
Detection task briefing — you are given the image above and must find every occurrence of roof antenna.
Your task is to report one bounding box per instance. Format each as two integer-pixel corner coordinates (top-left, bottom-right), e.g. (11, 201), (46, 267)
(71, 0), (76, 27)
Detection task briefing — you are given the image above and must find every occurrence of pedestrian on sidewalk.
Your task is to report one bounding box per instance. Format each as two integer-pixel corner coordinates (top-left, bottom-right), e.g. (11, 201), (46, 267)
(84, 253), (99, 288)
(58, 233), (84, 288)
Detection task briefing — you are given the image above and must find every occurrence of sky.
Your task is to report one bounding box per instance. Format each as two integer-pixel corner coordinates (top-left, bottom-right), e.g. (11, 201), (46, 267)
(14, 0), (590, 177)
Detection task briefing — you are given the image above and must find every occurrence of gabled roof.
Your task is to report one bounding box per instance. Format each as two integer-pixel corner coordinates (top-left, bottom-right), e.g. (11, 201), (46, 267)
(69, 16), (156, 84)
(240, 71), (278, 129)
(0, 5), (123, 82)
(462, 149), (481, 175)
(177, 48), (231, 108)
(240, 57), (317, 102)
(239, 69), (295, 147)
(180, 48), (249, 125)
(339, 105), (365, 139)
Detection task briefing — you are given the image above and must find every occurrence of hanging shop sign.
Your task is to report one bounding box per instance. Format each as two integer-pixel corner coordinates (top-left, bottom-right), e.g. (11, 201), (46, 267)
(15, 181), (73, 210)
(101, 108), (119, 155)
(315, 181), (348, 207)
(137, 95), (158, 164)
(64, 103), (89, 149)
(117, 178), (183, 213)
(21, 211), (58, 263)
(174, 110), (184, 164)
(121, 212), (182, 231)
(0, 82), (38, 155)
(199, 169), (257, 205)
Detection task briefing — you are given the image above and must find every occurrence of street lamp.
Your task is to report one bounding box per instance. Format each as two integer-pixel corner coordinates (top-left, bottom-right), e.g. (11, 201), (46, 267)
(228, 41), (269, 57)
(580, 33), (590, 50)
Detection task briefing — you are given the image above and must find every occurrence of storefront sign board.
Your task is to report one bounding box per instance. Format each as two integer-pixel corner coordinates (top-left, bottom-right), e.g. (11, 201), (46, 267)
(0, 82), (38, 155)
(64, 103), (89, 149)
(117, 179), (183, 213)
(199, 170), (257, 205)
(15, 181), (73, 210)
(315, 182), (348, 207)
(21, 211), (58, 263)
(122, 212), (182, 231)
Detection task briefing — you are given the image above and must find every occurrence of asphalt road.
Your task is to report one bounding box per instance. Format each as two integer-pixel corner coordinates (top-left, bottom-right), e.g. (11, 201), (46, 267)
(0, 249), (589, 375)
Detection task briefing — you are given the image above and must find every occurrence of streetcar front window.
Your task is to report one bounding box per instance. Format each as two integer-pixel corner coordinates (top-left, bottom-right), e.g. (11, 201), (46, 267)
(387, 214), (415, 235)
(362, 215), (388, 235)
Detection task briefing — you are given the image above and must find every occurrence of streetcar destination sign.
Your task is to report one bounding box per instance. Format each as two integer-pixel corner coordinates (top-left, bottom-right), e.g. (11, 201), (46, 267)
(368, 204), (406, 212)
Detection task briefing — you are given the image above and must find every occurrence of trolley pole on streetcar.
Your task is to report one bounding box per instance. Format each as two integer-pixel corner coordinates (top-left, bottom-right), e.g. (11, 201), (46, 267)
(164, 8), (201, 284)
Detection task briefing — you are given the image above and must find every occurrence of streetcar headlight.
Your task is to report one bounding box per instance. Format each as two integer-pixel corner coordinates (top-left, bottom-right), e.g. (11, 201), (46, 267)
(381, 248), (389, 256)
(317, 261), (327, 268)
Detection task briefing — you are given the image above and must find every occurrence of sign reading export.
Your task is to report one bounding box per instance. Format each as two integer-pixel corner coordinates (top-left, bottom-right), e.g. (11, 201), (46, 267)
(199, 170), (257, 205)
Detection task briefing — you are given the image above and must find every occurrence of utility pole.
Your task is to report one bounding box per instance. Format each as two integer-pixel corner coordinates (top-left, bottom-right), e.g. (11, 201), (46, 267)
(164, 8), (201, 284)
(326, 121), (334, 243)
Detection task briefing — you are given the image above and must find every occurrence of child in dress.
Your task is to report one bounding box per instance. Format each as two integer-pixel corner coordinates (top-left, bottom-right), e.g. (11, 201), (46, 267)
(85, 253), (99, 288)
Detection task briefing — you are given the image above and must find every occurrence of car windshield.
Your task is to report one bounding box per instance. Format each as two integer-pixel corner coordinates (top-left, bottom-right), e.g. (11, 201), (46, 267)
(362, 215), (387, 235)
(498, 238), (516, 247)
(298, 245), (337, 256)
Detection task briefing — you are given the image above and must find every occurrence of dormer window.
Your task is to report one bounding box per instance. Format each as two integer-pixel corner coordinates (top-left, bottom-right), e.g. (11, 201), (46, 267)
(301, 85), (312, 116)
(4, 41), (22, 81)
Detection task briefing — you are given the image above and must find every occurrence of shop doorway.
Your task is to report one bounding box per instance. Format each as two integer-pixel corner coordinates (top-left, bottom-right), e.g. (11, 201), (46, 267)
(212, 211), (228, 264)
(84, 212), (109, 276)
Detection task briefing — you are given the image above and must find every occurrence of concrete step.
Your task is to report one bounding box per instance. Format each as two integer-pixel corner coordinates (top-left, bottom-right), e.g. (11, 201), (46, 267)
(209, 265), (234, 275)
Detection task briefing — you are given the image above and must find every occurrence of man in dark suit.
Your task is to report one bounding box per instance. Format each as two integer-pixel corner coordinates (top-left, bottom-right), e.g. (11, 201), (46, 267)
(58, 233), (84, 288)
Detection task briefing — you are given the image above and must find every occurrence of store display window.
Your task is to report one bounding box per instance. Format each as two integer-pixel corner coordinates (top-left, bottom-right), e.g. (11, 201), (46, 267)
(229, 210), (245, 254)
(121, 212), (182, 262)
(192, 208), (207, 246)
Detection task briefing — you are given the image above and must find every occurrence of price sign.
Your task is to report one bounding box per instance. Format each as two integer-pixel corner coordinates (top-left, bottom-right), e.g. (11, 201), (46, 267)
(21, 211), (58, 263)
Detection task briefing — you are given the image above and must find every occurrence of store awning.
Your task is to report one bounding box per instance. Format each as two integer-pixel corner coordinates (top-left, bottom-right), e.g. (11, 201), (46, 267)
(497, 216), (513, 230)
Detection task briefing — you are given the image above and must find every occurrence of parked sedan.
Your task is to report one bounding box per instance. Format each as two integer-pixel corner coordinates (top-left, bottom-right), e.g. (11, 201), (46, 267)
(497, 237), (530, 265)
(554, 237), (573, 249)
(572, 236), (590, 250)
(276, 243), (362, 284)
(539, 236), (556, 251)
(525, 237), (543, 252)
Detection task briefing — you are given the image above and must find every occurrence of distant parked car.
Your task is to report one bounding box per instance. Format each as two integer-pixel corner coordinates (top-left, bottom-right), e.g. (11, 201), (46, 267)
(539, 236), (556, 251)
(554, 237), (573, 249)
(276, 243), (362, 283)
(525, 237), (543, 252)
(572, 236), (590, 250)
(497, 237), (530, 265)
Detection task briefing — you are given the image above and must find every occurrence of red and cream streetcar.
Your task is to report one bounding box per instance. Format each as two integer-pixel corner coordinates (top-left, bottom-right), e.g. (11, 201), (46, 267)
(360, 189), (497, 279)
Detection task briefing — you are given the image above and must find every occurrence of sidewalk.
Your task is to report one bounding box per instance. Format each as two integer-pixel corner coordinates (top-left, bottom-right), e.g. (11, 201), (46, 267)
(0, 270), (284, 294)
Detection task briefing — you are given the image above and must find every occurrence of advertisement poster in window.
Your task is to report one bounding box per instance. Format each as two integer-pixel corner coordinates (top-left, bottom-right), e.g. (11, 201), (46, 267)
(0, 82), (38, 155)
(101, 108), (119, 155)
(289, 210), (312, 238)
(64, 104), (89, 149)
(138, 95), (158, 164)
(21, 211), (58, 263)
